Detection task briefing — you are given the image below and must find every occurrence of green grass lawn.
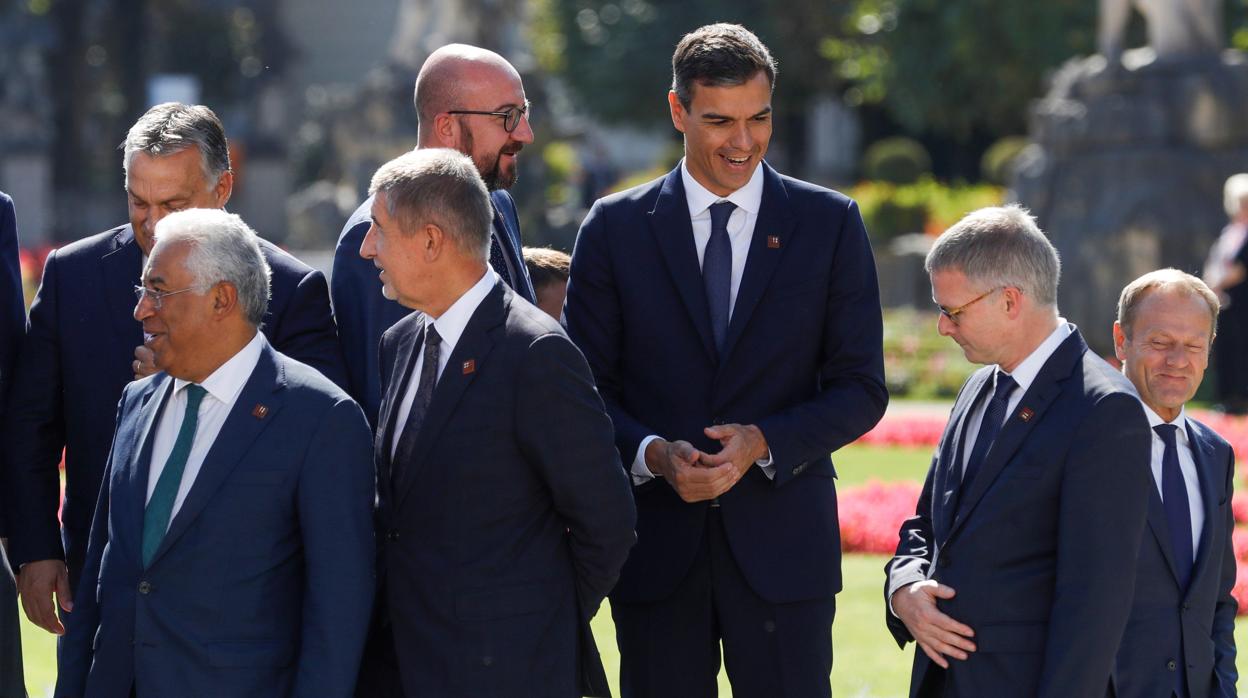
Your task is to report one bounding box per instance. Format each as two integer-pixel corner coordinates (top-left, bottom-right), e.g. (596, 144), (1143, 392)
(18, 443), (1248, 696)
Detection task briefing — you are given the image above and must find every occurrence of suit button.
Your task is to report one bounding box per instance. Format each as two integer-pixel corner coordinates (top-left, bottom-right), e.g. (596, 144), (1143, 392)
(1181, 602), (1190, 611)
(1167, 659), (1177, 671)
(482, 656), (493, 667)
(137, 581), (152, 595)
(387, 530), (400, 542)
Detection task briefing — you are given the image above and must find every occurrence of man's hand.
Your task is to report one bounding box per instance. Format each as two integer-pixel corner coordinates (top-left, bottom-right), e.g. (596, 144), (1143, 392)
(18, 559), (73, 635)
(698, 423), (768, 489)
(891, 580), (976, 668)
(133, 344), (157, 379)
(644, 438), (736, 503)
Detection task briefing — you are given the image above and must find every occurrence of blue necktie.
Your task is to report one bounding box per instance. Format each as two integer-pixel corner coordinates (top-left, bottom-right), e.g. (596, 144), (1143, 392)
(962, 371), (1017, 490)
(392, 323), (442, 491)
(142, 384), (207, 566)
(1155, 424), (1194, 591)
(703, 201), (736, 352)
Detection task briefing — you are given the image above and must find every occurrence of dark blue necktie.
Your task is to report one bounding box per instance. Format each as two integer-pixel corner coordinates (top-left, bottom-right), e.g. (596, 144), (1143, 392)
(703, 201), (736, 352)
(962, 371), (1017, 490)
(392, 324), (442, 491)
(489, 210), (515, 291)
(143, 384), (207, 566)
(1155, 423), (1194, 591)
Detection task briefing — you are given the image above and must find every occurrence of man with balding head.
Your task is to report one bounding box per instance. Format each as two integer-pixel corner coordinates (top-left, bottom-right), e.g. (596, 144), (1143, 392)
(1112, 270), (1238, 698)
(332, 44), (537, 427)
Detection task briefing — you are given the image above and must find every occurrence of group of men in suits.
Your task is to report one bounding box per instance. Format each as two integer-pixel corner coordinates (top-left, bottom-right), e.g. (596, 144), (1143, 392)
(0, 17), (1240, 698)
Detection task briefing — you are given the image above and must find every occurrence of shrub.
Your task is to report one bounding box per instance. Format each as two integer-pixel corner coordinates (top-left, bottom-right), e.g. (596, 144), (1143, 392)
(851, 177), (1004, 242)
(980, 136), (1030, 186)
(862, 136), (932, 185)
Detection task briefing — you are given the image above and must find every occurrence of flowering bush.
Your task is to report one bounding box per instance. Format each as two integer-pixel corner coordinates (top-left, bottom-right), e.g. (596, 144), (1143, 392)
(839, 479), (922, 554)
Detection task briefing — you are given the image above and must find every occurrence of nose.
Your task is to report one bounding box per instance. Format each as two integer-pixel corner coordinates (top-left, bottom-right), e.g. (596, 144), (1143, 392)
(1164, 346), (1189, 367)
(359, 224), (378, 259)
(134, 292), (155, 321)
(728, 121), (753, 150)
(512, 112), (535, 145)
(937, 312), (955, 337)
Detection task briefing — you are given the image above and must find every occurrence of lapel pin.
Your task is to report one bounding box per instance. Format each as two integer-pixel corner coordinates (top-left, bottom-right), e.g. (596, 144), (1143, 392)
(767, 235), (781, 249)
(1019, 407), (1034, 422)
(462, 359), (476, 375)
(252, 404), (269, 419)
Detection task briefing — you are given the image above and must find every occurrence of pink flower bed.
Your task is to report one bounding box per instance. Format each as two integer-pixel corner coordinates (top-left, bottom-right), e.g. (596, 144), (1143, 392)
(856, 413), (946, 448)
(839, 480), (922, 554)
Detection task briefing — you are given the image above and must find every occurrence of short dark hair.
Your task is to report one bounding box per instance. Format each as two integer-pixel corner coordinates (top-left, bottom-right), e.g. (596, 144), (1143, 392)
(122, 102), (231, 184)
(369, 149), (493, 261)
(523, 246), (571, 290)
(671, 23), (778, 109)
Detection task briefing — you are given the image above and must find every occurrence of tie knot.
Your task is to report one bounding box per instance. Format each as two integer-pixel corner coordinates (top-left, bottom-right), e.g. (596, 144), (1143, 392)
(425, 325), (442, 347)
(183, 384), (207, 409)
(1154, 423), (1179, 445)
(992, 371), (1017, 401)
(708, 201), (736, 231)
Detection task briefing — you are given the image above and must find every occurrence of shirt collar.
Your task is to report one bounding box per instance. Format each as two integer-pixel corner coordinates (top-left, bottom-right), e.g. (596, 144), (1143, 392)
(173, 330), (266, 405)
(431, 268), (497, 352)
(998, 320), (1073, 395)
(1141, 402), (1190, 445)
(680, 158), (765, 219)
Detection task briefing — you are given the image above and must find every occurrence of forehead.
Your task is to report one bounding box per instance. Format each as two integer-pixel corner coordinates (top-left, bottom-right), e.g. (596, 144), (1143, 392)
(1132, 289), (1214, 336)
(144, 240), (192, 281)
(127, 148), (207, 189)
(930, 267), (975, 299)
(459, 64), (525, 106)
(686, 72), (772, 113)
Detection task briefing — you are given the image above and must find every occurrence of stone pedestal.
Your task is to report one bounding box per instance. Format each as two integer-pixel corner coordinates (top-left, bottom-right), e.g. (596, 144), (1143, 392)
(1015, 49), (1248, 354)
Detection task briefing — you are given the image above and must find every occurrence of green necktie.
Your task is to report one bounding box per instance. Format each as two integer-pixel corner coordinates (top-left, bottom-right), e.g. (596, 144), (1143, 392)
(142, 384), (208, 566)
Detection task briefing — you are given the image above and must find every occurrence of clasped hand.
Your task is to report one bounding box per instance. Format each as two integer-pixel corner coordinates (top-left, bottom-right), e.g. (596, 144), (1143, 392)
(646, 423), (767, 503)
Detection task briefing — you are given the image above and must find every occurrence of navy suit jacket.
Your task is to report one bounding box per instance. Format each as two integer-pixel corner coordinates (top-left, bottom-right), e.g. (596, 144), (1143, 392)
(332, 189), (535, 428)
(55, 342), (375, 698)
(1114, 417), (1238, 698)
(375, 281), (635, 697)
(563, 162), (887, 604)
(885, 329), (1153, 698)
(3, 224), (346, 589)
(0, 192), (24, 538)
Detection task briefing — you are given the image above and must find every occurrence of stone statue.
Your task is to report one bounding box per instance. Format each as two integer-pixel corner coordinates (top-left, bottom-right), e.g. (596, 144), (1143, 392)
(1099, 0), (1223, 61)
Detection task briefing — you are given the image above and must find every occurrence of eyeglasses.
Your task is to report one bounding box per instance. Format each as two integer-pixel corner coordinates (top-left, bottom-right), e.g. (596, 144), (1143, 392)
(446, 101), (531, 133)
(134, 285), (195, 310)
(934, 286), (1002, 325)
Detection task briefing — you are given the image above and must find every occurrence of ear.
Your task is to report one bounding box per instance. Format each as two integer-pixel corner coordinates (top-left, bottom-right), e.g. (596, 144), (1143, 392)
(421, 223), (448, 263)
(212, 170), (234, 207)
(1112, 321), (1128, 363)
(668, 91), (688, 134)
(211, 281), (240, 320)
(432, 113), (460, 148)
(1001, 286), (1024, 318)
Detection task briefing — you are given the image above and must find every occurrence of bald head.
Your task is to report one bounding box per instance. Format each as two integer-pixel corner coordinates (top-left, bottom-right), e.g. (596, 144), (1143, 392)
(415, 44), (522, 140)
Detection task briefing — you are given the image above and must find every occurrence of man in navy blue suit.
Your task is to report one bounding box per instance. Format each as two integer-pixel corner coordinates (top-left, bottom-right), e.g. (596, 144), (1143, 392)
(563, 24), (887, 697)
(1111, 269), (1238, 698)
(5, 103), (346, 637)
(0, 191), (26, 697)
(332, 44), (537, 427)
(56, 209), (373, 698)
(363, 149), (634, 697)
(885, 206), (1153, 697)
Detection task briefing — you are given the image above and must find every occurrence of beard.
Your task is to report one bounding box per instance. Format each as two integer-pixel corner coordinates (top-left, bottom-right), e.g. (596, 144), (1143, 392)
(459, 126), (522, 191)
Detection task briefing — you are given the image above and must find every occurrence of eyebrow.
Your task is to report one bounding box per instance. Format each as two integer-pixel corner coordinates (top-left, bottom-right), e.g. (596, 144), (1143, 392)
(702, 106), (772, 120)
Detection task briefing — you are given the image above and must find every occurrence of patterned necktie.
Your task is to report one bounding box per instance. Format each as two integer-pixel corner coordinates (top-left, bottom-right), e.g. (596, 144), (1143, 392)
(392, 324), (442, 491)
(489, 210), (515, 291)
(961, 371), (1017, 490)
(142, 383), (207, 566)
(703, 201), (736, 352)
(1155, 423), (1194, 590)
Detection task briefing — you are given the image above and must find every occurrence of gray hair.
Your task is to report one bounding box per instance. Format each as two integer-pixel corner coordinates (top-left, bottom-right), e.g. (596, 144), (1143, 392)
(1224, 173), (1248, 218)
(368, 148), (492, 261)
(1117, 268), (1219, 338)
(121, 103), (231, 186)
(152, 209), (271, 326)
(925, 204), (1062, 307)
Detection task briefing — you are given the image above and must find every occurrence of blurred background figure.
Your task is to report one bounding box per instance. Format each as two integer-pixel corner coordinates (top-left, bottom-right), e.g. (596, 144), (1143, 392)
(522, 246), (570, 320)
(1202, 173), (1248, 414)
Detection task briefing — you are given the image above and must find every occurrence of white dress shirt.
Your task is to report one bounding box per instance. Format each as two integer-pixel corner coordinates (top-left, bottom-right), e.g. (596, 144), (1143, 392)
(1142, 404), (1205, 556)
(146, 331), (266, 527)
(631, 161), (772, 484)
(390, 269), (497, 458)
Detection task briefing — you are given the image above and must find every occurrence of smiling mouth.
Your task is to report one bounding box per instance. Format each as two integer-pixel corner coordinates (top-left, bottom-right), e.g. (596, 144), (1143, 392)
(143, 331), (161, 346)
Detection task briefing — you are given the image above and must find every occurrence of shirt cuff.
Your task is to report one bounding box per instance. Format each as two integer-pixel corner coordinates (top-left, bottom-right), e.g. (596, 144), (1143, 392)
(756, 449), (775, 480)
(632, 435), (662, 485)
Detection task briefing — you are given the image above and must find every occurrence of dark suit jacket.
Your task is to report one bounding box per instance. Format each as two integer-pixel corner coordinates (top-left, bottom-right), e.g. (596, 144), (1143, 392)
(3, 223), (346, 589)
(563, 163), (887, 605)
(1114, 417), (1238, 698)
(376, 281), (635, 697)
(885, 329), (1153, 698)
(332, 189), (535, 428)
(0, 192), (24, 539)
(56, 342), (375, 698)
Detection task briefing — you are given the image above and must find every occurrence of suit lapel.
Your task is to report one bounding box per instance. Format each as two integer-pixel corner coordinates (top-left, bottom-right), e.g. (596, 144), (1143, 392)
(102, 225), (144, 346)
(1145, 477), (1183, 587)
(934, 370), (990, 544)
(490, 197), (536, 304)
(948, 330), (1085, 541)
(122, 377), (174, 567)
(378, 320), (425, 482)
(146, 343), (285, 567)
(1184, 419), (1222, 596)
(717, 163), (795, 364)
(647, 169), (717, 362)
(394, 283), (507, 510)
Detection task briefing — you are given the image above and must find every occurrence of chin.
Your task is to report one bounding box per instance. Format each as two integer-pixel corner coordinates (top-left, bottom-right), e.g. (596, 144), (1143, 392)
(381, 285), (397, 302)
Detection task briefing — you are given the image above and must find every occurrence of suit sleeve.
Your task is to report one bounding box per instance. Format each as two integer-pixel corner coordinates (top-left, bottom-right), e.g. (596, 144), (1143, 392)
(3, 248), (68, 566)
(292, 397), (376, 698)
(515, 333), (637, 617)
(1213, 444), (1238, 698)
(1037, 392), (1151, 698)
(270, 268), (348, 393)
(564, 202), (658, 467)
(754, 200), (888, 485)
(883, 453), (940, 647)
(0, 194), (25, 536)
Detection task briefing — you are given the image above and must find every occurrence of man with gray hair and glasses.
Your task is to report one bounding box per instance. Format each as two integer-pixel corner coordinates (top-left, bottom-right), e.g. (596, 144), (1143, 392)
(56, 208), (374, 698)
(884, 204), (1152, 697)
(4, 102), (346, 638)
